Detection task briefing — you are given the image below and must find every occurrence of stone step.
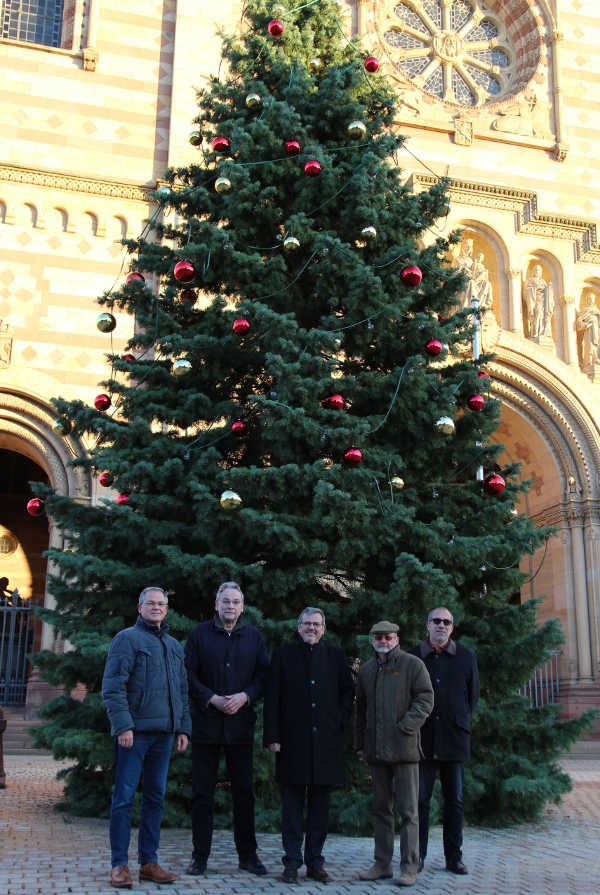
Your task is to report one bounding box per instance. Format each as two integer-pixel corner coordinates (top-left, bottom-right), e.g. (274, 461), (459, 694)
(1, 707), (49, 754)
(563, 739), (600, 759)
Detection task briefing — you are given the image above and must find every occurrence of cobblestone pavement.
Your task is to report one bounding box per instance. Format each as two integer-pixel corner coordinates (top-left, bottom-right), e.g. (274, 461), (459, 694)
(1, 756), (600, 895)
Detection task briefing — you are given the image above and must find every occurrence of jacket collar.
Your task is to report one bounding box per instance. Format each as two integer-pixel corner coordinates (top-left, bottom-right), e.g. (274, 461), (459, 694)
(375, 644), (401, 664)
(135, 615), (168, 636)
(213, 614), (246, 635)
(418, 638), (456, 658)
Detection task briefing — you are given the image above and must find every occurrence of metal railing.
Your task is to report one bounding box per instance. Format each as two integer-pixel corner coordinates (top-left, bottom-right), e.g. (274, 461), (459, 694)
(0, 592), (39, 705)
(520, 651), (561, 708)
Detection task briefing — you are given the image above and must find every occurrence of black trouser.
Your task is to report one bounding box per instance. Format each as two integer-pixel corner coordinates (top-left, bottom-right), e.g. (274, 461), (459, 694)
(191, 742), (257, 863)
(418, 760), (464, 865)
(281, 783), (331, 870)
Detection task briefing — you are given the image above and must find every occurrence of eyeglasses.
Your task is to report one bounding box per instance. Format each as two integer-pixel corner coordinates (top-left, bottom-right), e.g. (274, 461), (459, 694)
(219, 599), (242, 606)
(145, 602), (168, 609)
(430, 618), (453, 626)
(302, 622), (323, 628)
(373, 633), (396, 641)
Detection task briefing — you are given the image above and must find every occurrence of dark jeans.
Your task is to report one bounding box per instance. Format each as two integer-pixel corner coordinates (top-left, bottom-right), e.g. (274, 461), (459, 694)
(418, 760), (464, 865)
(191, 742), (257, 863)
(109, 732), (173, 867)
(281, 783), (331, 870)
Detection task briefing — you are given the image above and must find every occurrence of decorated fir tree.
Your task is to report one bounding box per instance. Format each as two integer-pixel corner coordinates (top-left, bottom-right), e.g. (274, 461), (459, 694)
(32, 0), (592, 829)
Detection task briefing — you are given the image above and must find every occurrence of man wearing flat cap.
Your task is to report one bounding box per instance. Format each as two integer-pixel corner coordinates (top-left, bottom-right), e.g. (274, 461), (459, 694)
(355, 621), (433, 888)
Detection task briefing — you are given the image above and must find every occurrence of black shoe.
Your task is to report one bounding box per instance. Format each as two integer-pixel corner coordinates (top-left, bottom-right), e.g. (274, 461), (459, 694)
(186, 859), (206, 876)
(446, 861), (468, 875)
(418, 858), (424, 873)
(239, 856), (267, 876)
(280, 868), (299, 883)
(307, 866), (330, 882)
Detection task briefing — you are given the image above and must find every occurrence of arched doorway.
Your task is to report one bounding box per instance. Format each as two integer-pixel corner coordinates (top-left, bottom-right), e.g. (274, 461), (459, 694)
(0, 386), (92, 712)
(0, 450), (48, 704)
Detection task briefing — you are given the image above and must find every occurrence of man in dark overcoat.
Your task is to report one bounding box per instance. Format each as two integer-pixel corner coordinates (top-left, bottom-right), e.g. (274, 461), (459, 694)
(264, 607), (354, 883)
(184, 581), (270, 876)
(408, 606), (479, 875)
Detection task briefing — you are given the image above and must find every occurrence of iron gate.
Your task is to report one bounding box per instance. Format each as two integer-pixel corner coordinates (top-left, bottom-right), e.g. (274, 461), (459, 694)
(0, 593), (39, 705)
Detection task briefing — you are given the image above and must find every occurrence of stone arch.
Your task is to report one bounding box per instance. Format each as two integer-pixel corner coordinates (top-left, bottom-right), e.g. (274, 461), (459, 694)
(490, 346), (600, 686)
(81, 211), (99, 236)
(0, 386), (92, 650)
(49, 206), (69, 233)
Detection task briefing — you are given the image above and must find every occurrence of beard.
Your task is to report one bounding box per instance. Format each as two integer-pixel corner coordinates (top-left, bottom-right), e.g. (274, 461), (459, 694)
(373, 643), (395, 654)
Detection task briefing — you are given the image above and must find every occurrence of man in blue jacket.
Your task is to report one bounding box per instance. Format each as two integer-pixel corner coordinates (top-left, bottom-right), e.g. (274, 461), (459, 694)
(102, 586), (190, 889)
(408, 607), (479, 876)
(184, 581), (270, 877)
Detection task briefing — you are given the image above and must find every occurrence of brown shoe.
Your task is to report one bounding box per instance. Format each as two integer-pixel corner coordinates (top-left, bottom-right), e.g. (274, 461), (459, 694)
(358, 863), (393, 880)
(139, 862), (177, 884)
(111, 865), (133, 888)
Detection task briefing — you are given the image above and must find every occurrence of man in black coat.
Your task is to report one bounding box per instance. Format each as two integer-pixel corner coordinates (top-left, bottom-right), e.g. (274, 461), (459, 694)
(184, 581), (270, 877)
(408, 606), (479, 876)
(264, 607), (354, 883)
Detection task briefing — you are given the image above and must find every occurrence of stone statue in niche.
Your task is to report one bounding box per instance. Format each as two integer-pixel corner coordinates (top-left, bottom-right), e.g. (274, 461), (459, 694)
(454, 240), (499, 351)
(576, 290), (600, 369)
(524, 264), (554, 343)
(0, 320), (13, 368)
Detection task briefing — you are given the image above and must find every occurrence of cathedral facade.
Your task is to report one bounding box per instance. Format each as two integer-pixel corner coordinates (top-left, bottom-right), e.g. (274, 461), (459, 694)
(1, 0), (599, 725)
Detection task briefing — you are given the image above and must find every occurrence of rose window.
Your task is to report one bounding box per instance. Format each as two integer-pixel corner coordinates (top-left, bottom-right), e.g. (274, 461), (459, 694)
(383, 0), (515, 107)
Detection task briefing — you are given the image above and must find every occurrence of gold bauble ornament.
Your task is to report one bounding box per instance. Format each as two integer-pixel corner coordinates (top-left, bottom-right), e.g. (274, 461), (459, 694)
(283, 236), (300, 252)
(347, 120), (367, 140)
(435, 416), (455, 435)
(245, 92), (262, 109)
(96, 312), (116, 333)
(308, 57), (323, 73)
(173, 358), (192, 377)
(361, 225), (377, 240)
(189, 131), (202, 146)
(390, 476), (405, 490)
(220, 489), (243, 510)
(52, 419), (71, 437)
(215, 176), (232, 194)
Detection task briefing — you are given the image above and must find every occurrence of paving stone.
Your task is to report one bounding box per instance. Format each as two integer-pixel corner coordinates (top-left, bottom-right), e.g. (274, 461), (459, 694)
(1, 756), (600, 893)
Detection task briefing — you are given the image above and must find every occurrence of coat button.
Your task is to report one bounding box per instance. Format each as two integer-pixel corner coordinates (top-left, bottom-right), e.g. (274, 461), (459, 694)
(312, 702), (316, 709)
(312, 726), (317, 732)
(436, 678), (440, 683)
(226, 662), (230, 667)
(311, 680), (315, 685)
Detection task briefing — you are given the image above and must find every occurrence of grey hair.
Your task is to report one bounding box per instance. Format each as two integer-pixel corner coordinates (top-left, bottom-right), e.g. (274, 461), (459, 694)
(139, 586), (168, 605)
(298, 607), (326, 627)
(427, 607), (453, 623)
(216, 581), (244, 600)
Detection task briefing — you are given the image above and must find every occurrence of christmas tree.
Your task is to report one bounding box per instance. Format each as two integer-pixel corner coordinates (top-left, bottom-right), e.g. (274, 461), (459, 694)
(32, 0), (593, 829)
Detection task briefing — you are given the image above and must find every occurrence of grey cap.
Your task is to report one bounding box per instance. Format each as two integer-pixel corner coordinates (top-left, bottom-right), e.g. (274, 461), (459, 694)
(369, 620), (399, 635)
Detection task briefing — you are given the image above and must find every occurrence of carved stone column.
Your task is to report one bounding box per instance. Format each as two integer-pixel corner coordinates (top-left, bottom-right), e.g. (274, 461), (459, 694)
(83, 0), (99, 72)
(559, 295), (577, 366)
(567, 505), (593, 683)
(508, 268), (522, 332)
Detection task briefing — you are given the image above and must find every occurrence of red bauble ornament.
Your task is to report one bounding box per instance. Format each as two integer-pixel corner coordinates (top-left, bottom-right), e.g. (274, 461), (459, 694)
(425, 339), (443, 356)
(99, 472), (114, 487)
(401, 265), (423, 287)
(94, 393), (111, 411)
(364, 56), (379, 73)
(116, 493), (130, 506)
(304, 160), (322, 177)
(467, 394), (485, 412)
(268, 19), (284, 37)
(231, 420), (247, 436)
(26, 497), (44, 517)
(484, 472), (505, 495)
(344, 448), (362, 465)
(233, 318), (251, 335)
(284, 139), (301, 156)
(173, 260), (196, 282)
(478, 370), (490, 379)
(126, 272), (145, 285)
(210, 136), (230, 153)
(321, 394), (345, 410)
(122, 353), (137, 362)
(181, 289), (196, 303)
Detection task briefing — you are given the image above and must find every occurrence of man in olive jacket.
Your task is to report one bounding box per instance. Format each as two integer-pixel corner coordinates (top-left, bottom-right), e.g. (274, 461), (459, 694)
(408, 607), (479, 876)
(264, 607), (354, 883)
(102, 586), (190, 889)
(355, 620), (433, 888)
